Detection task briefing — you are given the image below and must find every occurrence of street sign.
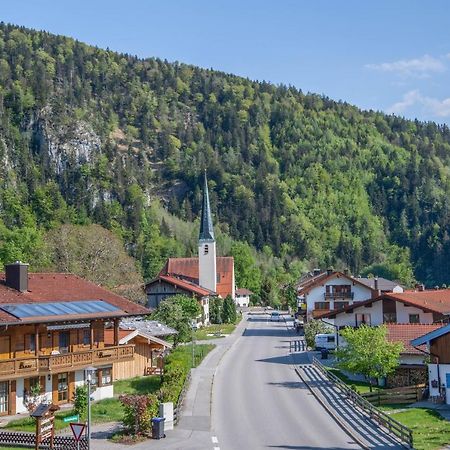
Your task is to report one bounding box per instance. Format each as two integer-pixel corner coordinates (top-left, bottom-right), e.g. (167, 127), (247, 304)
(63, 415), (79, 423)
(70, 422), (86, 442)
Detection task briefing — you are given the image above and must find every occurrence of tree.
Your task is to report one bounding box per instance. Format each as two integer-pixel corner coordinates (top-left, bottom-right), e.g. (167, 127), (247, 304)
(43, 224), (144, 299)
(73, 385), (88, 421)
(152, 294), (201, 344)
(304, 320), (333, 349)
(335, 325), (403, 391)
(222, 295), (237, 324)
(230, 242), (262, 295)
(209, 297), (222, 324)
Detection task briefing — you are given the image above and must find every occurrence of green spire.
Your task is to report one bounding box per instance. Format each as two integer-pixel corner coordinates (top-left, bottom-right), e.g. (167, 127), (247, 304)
(199, 171), (215, 241)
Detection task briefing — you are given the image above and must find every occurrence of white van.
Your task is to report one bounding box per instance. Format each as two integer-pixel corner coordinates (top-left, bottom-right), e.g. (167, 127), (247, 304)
(314, 333), (336, 351)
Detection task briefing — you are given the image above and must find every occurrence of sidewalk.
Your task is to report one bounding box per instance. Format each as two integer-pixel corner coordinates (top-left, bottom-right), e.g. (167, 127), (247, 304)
(91, 316), (247, 450)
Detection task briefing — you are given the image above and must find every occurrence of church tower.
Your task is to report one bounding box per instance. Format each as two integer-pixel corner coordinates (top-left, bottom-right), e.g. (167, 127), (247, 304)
(198, 172), (217, 293)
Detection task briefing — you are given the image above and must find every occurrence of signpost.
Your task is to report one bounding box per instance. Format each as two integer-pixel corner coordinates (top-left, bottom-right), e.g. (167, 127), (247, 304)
(31, 403), (59, 450)
(70, 422), (86, 450)
(63, 415), (79, 423)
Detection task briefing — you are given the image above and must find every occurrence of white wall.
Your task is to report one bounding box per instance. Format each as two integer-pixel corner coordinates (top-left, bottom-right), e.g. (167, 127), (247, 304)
(396, 303), (433, 324)
(15, 378), (27, 414)
(333, 301), (384, 327)
(235, 294), (250, 307)
(91, 384), (114, 401)
(198, 241), (217, 293)
(400, 354), (427, 365)
(305, 275), (373, 315)
(428, 363), (450, 404)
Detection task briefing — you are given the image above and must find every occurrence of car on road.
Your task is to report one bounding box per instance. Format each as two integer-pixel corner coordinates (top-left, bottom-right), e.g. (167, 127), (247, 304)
(314, 333), (336, 350)
(270, 311), (281, 321)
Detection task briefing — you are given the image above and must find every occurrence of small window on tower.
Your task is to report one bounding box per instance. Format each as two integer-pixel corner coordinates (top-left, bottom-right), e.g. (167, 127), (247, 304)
(217, 273), (220, 282)
(204, 244), (209, 255)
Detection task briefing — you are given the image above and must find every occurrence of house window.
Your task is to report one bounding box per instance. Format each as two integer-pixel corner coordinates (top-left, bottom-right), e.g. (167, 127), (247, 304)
(334, 302), (349, 310)
(314, 302), (329, 310)
(81, 329), (90, 346)
(409, 314), (420, 324)
(356, 313), (371, 326)
(204, 244), (209, 255)
(383, 313), (397, 323)
(216, 273), (220, 283)
(57, 373), (68, 402)
(0, 381), (8, 414)
(59, 332), (70, 353)
(25, 334), (36, 353)
(101, 368), (112, 386)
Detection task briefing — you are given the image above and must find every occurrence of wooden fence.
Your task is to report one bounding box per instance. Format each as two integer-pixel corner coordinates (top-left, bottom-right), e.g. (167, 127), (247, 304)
(312, 357), (414, 449)
(0, 430), (87, 449)
(362, 384), (425, 406)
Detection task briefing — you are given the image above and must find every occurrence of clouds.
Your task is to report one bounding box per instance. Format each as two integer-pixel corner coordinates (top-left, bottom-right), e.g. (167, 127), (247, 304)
(366, 54), (445, 78)
(387, 90), (450, 118)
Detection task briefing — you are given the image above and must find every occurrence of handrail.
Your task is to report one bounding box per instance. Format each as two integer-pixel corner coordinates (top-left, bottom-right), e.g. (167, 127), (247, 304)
(312, 357), (413, 449)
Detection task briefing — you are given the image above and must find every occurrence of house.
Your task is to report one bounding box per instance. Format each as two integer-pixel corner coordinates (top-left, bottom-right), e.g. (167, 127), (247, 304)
(355, 277), (404, 294)
(319, 288), (450, 327)
(0, 261), (149, 416)
(146, 173), (235, 323)
(235, 288), (253, 307)
(104, 319), (176, 380)
(411, 323), (450, 404)
(296, 269), (381, 319)
(385, 324), (441, 387)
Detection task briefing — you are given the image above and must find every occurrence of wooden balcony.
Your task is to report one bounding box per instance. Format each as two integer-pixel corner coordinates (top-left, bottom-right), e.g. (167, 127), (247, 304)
(324, 292), (354, 300)
(0, 344), (134, 379)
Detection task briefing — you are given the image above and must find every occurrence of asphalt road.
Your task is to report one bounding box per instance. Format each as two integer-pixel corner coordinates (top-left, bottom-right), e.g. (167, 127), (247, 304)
(212, 314), (362, 450)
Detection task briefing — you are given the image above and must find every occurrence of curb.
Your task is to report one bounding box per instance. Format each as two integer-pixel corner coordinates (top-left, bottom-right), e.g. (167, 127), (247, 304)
(295, 366), (370, 450)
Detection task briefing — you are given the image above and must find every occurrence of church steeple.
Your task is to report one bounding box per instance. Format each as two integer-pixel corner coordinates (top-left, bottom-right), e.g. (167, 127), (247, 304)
(199, 171), (215, 242)
(198, 171), (217, 293)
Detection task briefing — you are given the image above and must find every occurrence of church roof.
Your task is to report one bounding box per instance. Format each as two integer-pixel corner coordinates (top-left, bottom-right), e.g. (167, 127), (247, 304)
(199, 172), (215, 241)
(159, 257), (234, 299)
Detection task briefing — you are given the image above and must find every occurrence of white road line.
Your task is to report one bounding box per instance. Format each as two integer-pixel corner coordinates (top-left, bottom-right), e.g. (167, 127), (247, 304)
(212, 436), (219, 443)
(213, 447), (220, 450)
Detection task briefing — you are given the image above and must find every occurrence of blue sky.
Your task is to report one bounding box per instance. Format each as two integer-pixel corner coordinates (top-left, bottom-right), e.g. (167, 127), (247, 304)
(2, 0), (450, 124)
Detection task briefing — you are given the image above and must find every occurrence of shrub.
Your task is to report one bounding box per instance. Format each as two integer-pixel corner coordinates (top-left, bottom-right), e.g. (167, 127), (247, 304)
(119, 394), (159, 436)
(73, 385), (88, 421)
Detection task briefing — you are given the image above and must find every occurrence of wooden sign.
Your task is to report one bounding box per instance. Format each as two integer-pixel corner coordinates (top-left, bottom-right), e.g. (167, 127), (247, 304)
(31, 403), (59, 450)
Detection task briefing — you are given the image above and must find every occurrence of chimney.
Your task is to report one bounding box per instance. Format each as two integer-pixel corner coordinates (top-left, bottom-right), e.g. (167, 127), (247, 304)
(5, 261), (29, 292)
(344, 268), (349, 276)
(313, 268), (321, 276)
(415, 283), (425, 292)
(374, 277), (379, 291)
(326, 268), (333, 276)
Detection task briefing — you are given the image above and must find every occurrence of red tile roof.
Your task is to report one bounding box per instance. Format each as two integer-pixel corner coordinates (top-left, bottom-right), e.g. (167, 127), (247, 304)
(0, 273), (149, 324)
(384, 290), (450, 314)
(386, 323), (442, 355)
(236, 288), (253, 296)
(160, 257), (234, 298)
(158, 275), (214, 297)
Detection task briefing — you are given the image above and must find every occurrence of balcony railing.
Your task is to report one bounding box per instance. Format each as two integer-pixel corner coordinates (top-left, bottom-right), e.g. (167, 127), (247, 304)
(0, 344), (134, 378)
(324, 292), (354, 300)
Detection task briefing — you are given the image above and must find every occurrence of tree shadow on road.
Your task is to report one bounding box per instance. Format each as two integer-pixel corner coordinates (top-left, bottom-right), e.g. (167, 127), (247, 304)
(266, 380), (308, 390)
(268, 446), (359, 449)
(243, 328), (292, 337)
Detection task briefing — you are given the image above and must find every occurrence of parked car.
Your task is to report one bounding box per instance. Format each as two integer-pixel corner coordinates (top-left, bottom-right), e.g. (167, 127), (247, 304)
(270, 311), (281, 321)
(314, 333), (336, 350)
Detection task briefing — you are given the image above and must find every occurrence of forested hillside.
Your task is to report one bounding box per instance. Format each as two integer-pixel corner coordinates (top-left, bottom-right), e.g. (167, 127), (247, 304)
(1, 23), (450, 291)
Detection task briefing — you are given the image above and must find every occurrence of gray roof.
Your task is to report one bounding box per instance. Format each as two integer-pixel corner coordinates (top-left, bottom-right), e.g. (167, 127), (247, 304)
(120, 318), (177, 336)
(199, 172), (215, 242)
(355, 277), (402, 292)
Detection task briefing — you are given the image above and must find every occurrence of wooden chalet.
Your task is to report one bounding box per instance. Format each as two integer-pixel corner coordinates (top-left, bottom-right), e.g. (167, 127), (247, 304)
(0, 262), (149, 416)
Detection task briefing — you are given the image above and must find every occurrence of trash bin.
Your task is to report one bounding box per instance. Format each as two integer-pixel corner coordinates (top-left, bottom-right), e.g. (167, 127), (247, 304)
(151, 417), (166, 439)
(321, 348), (329, 360)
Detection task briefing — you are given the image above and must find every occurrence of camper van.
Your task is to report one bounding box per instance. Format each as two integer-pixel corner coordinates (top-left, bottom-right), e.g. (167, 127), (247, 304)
(314, 333), (336, 351)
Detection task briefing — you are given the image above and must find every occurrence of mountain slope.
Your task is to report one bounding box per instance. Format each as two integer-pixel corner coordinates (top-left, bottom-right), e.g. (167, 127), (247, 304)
(0, 23), (449, 286)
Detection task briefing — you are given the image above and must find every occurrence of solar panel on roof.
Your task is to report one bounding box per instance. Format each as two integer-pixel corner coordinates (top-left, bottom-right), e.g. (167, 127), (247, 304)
(0, 300), (120, 319)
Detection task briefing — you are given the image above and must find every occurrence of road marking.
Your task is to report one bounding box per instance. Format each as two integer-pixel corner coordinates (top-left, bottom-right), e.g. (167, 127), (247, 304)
(212, 436), (219, 443)
(213, 447), (220, 450)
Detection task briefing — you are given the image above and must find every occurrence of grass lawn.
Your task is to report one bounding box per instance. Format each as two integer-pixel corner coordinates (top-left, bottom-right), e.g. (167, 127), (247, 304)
(194, 322), (238, 340)
(113, 375), (161, 395)
(326, 367), (383, 394)
(389, 408), (450, 450)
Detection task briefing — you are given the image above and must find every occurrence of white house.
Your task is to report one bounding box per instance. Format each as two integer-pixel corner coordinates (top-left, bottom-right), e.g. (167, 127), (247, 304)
(412, 324), (450, 404)
(235, 288), (253, 307)
(297, 270), (378, 319)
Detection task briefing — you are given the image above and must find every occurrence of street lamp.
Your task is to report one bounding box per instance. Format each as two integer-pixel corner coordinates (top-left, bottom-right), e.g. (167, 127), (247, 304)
(85, 366), (96, 450)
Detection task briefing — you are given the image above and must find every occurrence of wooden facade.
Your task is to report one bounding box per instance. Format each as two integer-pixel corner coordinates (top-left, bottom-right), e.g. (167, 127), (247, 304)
(430, 334), (450, 364)
(113, 335), (166, 381)
(0, 319), (134, 415)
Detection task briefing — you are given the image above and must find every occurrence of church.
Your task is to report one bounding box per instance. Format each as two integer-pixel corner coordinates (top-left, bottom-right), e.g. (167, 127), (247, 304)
(145, 173), (235, 324)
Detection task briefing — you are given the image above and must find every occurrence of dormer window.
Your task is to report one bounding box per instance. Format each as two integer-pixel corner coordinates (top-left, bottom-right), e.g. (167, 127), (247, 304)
(204, 244), (209, 255)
